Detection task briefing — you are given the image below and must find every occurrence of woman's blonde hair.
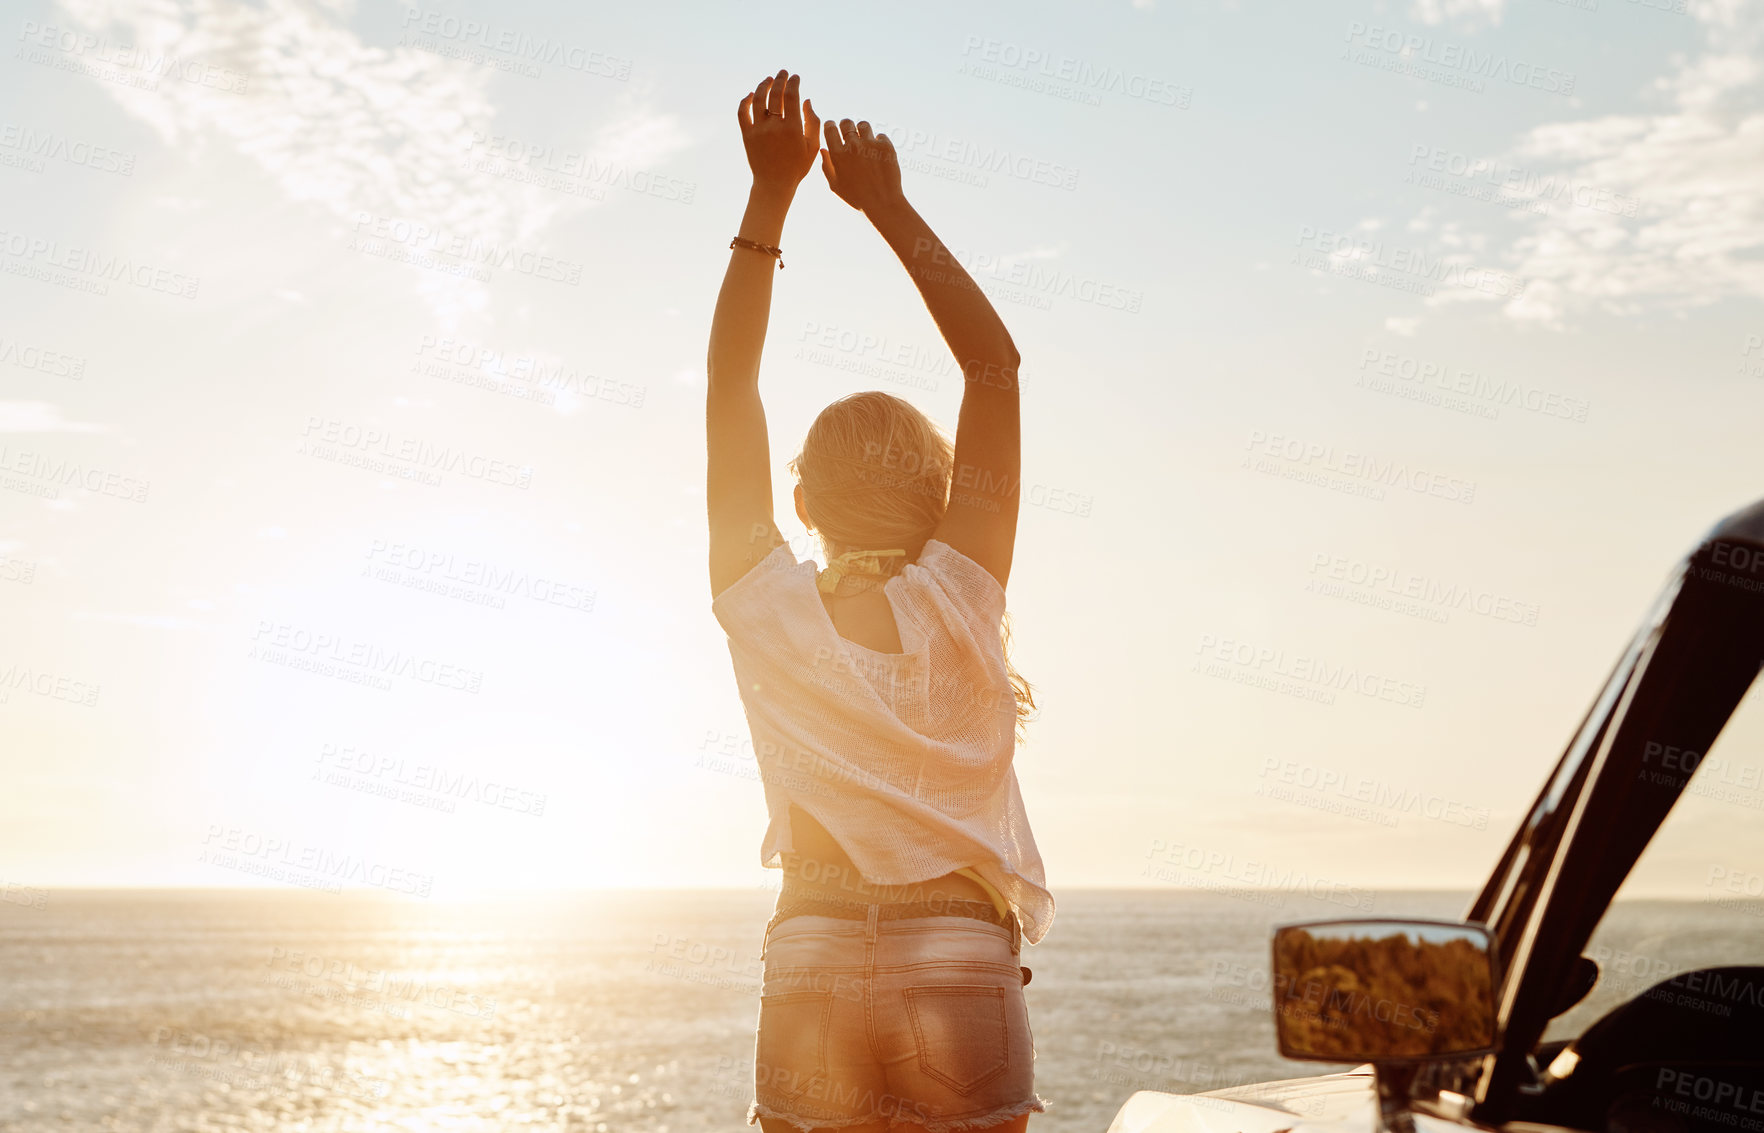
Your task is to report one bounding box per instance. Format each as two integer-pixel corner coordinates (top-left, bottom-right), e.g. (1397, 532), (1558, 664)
(789, 390), (1036, 742)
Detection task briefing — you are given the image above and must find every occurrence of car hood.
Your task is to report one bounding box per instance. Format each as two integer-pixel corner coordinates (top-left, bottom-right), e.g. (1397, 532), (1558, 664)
(1105, 1070), (1377, 1133)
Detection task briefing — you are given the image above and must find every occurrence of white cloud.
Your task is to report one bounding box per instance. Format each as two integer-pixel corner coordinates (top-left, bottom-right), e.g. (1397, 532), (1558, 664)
(71, 611), (193, 630)
(1412, 0), (1764, 327)
(51, 0), (689, 320)
(0, 402), (109, 433)
(1409, 0), (1505, 28)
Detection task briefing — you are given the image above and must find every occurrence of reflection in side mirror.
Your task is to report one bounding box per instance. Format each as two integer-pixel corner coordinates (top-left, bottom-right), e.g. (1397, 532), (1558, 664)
(1272, 918), (1499, 1063)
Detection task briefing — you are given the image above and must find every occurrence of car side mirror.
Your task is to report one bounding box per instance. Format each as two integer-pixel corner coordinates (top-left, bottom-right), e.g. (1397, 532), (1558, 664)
(1272, 919), (1499, 1132)
(1272, 918), (1499, 1062)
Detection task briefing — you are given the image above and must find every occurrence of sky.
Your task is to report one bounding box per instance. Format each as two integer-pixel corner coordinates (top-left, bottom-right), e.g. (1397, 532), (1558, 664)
(4, 0), (1764, 904)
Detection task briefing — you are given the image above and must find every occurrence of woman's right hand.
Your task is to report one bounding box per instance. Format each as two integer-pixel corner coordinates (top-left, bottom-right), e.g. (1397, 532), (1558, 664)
(821, 119), (908, 218)
(739, 70), (820, 198)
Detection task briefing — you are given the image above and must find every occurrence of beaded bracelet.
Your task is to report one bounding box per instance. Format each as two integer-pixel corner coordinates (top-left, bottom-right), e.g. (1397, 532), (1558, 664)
(730, 235), (784, 269)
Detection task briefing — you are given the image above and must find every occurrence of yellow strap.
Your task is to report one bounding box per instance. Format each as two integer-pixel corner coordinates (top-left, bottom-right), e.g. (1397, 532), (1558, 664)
(954, 867), (1012, 920)
(817, 548), (907, 594)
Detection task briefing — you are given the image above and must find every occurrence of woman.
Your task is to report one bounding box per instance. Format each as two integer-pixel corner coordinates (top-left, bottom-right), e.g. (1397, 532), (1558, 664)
(707, 69), (1054, 1133)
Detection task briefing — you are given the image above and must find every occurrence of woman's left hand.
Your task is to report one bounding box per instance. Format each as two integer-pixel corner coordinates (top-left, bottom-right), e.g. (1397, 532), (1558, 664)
(738, 70), (821, 197)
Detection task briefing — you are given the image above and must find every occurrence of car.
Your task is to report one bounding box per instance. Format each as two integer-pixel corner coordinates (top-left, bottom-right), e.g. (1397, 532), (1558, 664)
(1107, 496), (1764, 1133)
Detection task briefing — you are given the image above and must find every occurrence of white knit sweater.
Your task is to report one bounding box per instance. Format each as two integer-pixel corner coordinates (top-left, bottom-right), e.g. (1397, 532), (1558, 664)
(712, 538), (1054, 945)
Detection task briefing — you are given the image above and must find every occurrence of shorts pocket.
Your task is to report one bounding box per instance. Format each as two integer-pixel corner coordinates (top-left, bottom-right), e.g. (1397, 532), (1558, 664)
(755, 990), (832, 1104)
(904, 985), (1009, 1095)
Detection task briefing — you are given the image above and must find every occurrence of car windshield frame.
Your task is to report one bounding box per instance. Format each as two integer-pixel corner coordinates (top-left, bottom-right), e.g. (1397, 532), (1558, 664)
(1452, 499), (1764, 1124)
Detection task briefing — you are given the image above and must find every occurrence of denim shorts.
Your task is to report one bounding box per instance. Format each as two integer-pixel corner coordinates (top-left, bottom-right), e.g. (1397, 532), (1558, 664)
(748, 905), (1045, 1132)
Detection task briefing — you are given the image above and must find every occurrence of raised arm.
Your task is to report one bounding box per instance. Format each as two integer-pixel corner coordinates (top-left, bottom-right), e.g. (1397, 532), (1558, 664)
(820, 120), (1022, 589)
(706, 70), (821, 598)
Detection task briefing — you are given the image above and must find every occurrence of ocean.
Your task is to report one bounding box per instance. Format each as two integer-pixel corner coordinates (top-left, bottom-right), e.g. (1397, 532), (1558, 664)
(3, 888), (1758, 1131)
